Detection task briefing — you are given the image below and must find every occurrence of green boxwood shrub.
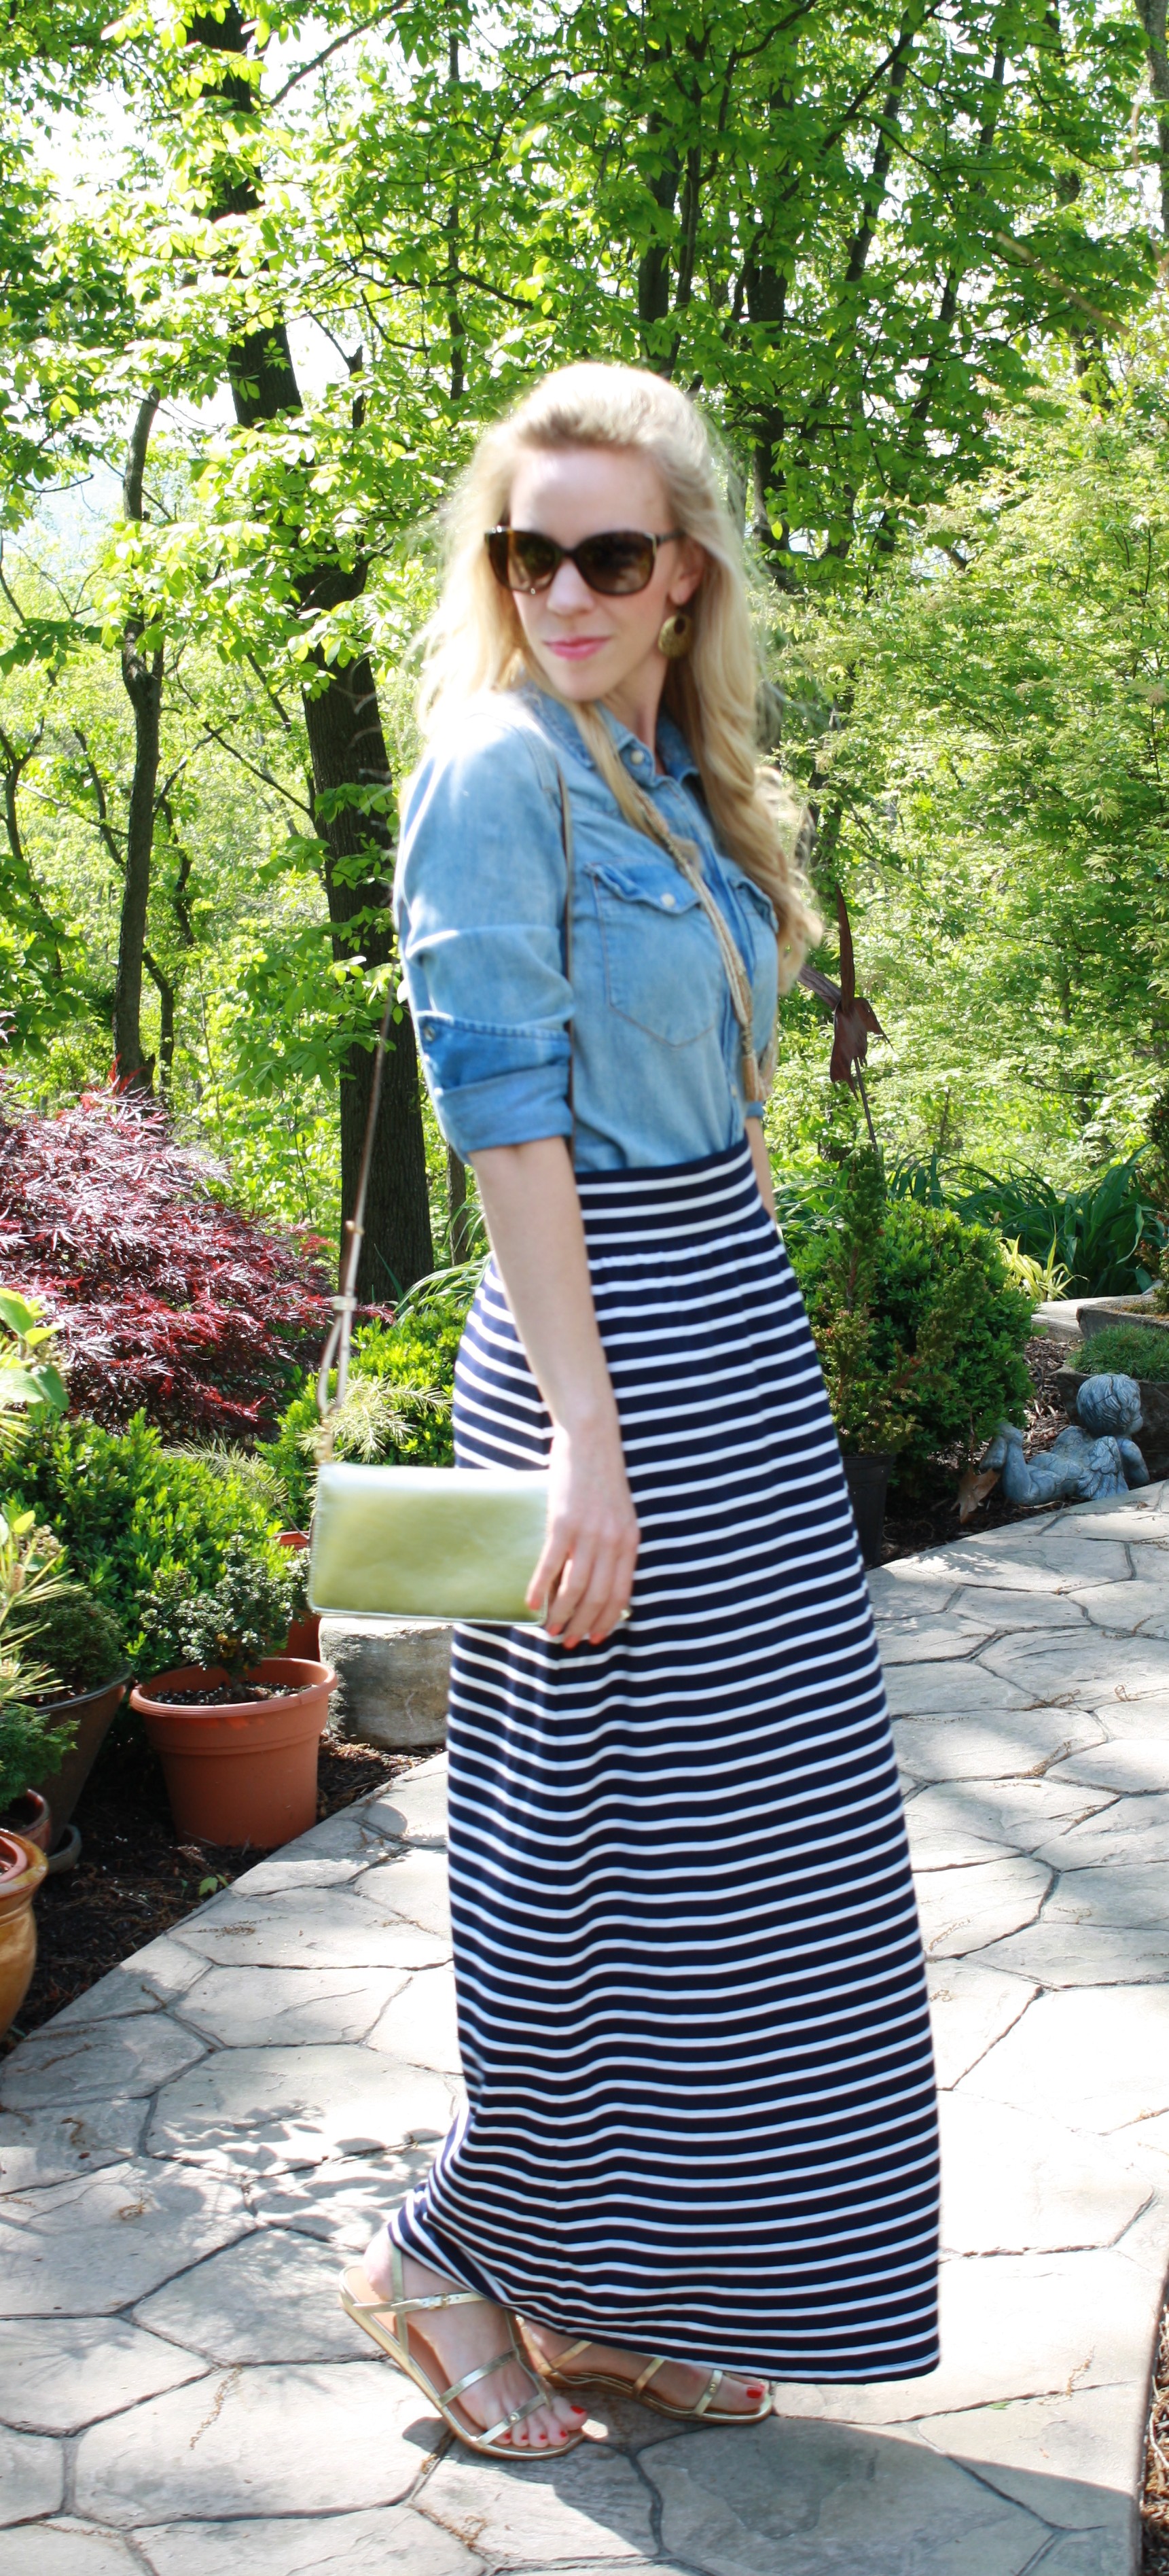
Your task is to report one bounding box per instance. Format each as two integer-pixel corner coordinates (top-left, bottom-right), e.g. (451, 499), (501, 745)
(7, 1413), (287, 1656)
(0, 1702), (78, 1808)
(268, 1305), (463, 1529)
(788, 1186), (1032, 1488)
(1075, 1324), (1169, 1384)
(8, 1586), (127, 1697)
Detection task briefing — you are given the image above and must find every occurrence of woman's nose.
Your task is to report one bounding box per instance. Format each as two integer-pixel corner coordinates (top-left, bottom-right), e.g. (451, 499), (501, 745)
(545, 557), (596, 613)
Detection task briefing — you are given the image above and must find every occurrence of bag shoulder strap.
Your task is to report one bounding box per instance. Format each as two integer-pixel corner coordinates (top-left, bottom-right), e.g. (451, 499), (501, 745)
(558, 768), (576, 1157)
(630, 787), (765, 1101)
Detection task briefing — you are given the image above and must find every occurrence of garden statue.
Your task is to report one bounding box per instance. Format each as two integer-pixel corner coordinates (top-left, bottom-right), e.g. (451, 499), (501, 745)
(981, 1373), (1149, 1507)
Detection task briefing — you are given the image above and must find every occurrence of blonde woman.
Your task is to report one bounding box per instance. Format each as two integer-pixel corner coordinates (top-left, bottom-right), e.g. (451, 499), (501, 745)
(340, 364), (939, 2454)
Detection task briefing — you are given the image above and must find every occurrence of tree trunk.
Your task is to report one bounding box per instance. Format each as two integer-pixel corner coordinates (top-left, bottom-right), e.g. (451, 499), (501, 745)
(1135, 0), (1169, 236)
(143, 947), (175, 1085)
(300, 636), (433, 1298)
(639, 119), (679, 347)
(188, 2), (433, 1295)
(111, 393), (162, 1089)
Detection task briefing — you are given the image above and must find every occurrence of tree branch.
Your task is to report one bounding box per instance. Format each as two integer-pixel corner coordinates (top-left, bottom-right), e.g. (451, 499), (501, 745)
(266, 7), (401, 109)
(123, 393), (160, 525)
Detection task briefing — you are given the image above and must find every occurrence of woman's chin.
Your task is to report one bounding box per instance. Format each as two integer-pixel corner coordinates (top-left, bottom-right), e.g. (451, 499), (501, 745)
(536, 650), (614, 701)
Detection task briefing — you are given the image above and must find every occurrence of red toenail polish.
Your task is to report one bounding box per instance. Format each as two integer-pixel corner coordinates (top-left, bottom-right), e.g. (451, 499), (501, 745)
(571, 2403), (588, 2414)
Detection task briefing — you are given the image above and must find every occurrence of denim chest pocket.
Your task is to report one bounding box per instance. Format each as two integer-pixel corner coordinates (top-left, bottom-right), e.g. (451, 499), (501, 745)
(586, 860), (721, 1046)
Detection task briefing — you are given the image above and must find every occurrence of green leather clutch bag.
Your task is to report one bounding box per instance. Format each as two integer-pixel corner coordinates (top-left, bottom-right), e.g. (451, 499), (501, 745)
(308, 1462), (552, 1624)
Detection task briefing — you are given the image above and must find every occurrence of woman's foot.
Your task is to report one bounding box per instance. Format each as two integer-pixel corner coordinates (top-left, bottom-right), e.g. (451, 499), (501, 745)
(523, 2322), (769, 2418)
(359, 2229), (586, 2450)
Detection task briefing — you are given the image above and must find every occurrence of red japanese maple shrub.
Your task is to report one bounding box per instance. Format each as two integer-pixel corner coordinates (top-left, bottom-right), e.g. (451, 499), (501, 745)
(0, 1084), (334, 1440)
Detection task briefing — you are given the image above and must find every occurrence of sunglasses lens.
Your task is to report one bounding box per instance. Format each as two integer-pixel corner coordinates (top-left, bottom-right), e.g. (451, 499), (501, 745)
(575, 533), (656, 595)
(486, 529), (560, 590)
(508, 531), (562, 591)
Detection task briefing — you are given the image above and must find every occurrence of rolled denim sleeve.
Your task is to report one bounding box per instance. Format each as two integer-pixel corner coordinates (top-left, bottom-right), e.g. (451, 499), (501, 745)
(394, 712), (573, 1157)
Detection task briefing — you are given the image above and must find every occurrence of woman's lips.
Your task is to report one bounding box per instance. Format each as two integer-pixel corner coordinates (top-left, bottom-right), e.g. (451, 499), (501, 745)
(547, 637), (608, 659)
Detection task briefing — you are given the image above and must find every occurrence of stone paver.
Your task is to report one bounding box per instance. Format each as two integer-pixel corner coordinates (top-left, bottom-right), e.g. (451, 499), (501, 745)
(0, 2013), (206, 2109)
(136, 2510), (480, 2574)
(0, 2315), (206, 2431)
(5, 1490), (1169, 2570)
(145, 2042), (456, 2175)
(73, 2362), (437, 2525)
(0, 2099), (146, 2192)
(0, 2424), (65, 2522)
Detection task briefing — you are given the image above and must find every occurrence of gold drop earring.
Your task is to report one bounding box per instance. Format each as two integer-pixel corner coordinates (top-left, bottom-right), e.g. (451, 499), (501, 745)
(658, 611), (693, 660)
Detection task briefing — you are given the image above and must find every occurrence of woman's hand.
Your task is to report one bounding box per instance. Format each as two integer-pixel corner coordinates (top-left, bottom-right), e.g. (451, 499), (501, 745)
(471, 1137), (641, 1648)
(528, 1419), (641, 1646)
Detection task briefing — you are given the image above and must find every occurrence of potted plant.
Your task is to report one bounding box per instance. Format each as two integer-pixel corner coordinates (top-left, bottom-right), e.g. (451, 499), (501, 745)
(789, 1140), (1032, 1563)
(0, 1822), (47, 2044)
(0, 1566), (65, 2036)
(0, 1508), (130, 1857)
(794, 1146), (915, 1563)
(0, 1509), (77, 1851)
(130, 1539), (336, 1849)
(16, 1587), (129, 1854)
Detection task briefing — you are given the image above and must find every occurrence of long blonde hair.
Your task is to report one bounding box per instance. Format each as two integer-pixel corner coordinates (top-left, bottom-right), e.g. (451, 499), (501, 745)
(416, 362), (819, 985)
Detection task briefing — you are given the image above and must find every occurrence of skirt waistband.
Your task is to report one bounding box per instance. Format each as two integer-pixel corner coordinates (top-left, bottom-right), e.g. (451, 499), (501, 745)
(573, 1137), (763, 1240)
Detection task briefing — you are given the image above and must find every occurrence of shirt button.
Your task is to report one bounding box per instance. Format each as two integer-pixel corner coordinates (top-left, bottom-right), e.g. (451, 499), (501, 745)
(630, 747), (646, 765)
(662, 892), (676, 908)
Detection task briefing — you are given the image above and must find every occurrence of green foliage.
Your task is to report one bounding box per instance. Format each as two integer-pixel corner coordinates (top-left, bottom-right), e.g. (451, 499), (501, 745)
(789, 1152), (1032, 1477)
(0, 1288), (68, 1462)
(0, 1504), (76, 1804)
(883, 1154), (1166, 1298)
(946, 1161), (1166, 1299)
(772, 375), (1169, 1178)
(7, 1413), (286, 1655)
(1075, 1326), (1169, 1386)
(7, 1584), (126, 1699)
(0, 1700), (77, 1808)
(268, 1301), (463, 1528)
(137, 1537), (298, 1691)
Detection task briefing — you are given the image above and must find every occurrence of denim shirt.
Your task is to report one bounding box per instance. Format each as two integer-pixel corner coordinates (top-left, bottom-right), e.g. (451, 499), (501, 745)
(393, 684), (779, 1172)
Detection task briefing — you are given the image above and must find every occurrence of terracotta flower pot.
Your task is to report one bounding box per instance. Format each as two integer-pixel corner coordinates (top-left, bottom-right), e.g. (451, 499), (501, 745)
(1, 1788), (51, 1852)
(0, 1830), (48, 2043)
(130, 1657), (336, 1850)
(278, 1532), (321, 1662)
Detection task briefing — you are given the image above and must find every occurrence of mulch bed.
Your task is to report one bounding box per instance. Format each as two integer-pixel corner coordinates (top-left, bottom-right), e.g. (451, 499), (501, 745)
(1146, 2310), (1169, 2569)
(3, 1722), (422, 2051)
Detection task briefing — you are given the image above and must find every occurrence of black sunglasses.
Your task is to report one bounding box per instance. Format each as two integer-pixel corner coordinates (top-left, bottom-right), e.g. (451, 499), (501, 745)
(485, 524), (683, 598)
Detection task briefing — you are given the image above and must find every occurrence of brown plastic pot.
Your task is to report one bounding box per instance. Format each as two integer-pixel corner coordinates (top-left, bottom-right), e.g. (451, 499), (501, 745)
(130, 1657), (336, 1850)
(0, 1830), (48, 2043)
(278, 1533), (321, 1662)
(842, 1451), (894, 1570)
(33, 1673), (130, 1837)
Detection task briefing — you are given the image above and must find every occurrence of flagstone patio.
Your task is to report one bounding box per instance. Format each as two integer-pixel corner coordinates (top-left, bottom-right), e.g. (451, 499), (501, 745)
(5, 1481), (1169, 2574)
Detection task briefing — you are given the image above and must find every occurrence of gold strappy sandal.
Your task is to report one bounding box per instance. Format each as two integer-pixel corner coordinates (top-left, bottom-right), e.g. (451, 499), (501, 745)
(339, 2253), (586, 2458)
(535, 2335), (773, 2425)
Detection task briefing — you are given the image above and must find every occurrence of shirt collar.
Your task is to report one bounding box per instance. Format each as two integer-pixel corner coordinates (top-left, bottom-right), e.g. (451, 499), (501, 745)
(521, 682), (701, 786)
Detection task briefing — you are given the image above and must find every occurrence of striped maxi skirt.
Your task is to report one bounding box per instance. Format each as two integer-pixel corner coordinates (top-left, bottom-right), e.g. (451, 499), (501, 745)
(389, 1140), (939, 2380)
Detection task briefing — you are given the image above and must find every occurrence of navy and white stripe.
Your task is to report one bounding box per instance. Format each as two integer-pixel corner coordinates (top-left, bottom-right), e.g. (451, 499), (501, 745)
(390, 1139), (939, 2379)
